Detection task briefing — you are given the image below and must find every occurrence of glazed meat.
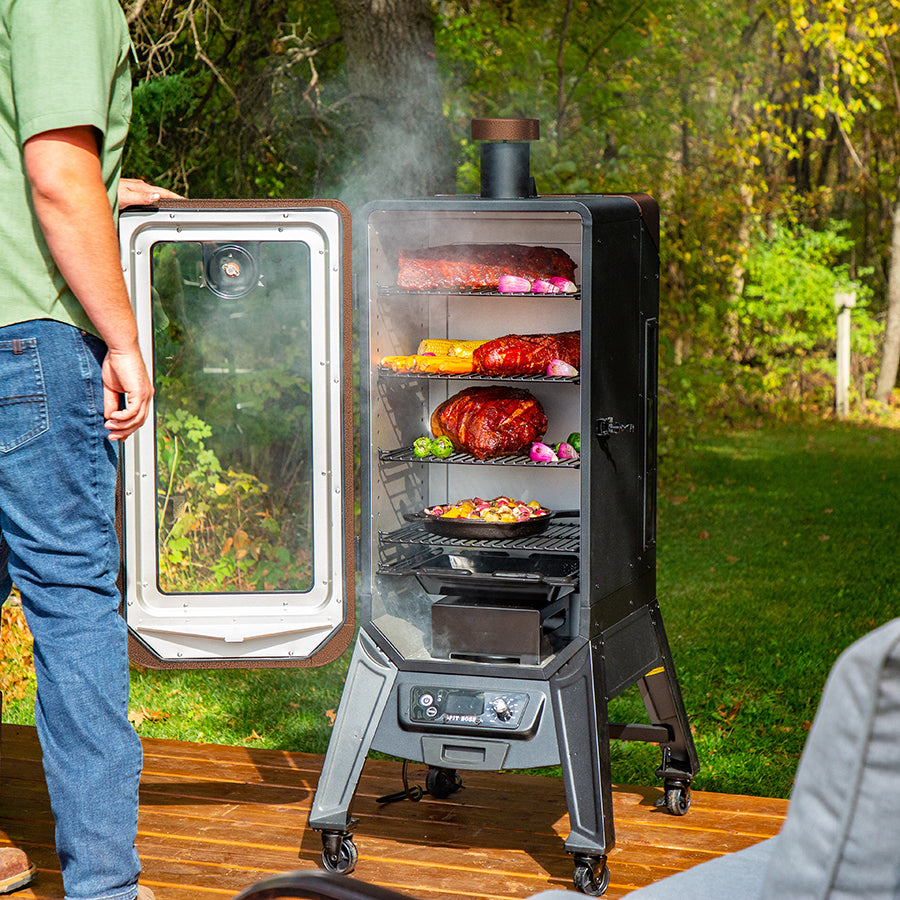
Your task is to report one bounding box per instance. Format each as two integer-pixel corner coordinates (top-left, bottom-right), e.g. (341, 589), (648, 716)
(398, 243), (576, 291)
(430, 386), (548, 459)
(473, 331), (581, 377)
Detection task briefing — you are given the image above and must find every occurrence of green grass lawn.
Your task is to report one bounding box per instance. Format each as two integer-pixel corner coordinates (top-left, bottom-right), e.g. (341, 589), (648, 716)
(3, 419), (898, 800)
(609, 419), (900, 798)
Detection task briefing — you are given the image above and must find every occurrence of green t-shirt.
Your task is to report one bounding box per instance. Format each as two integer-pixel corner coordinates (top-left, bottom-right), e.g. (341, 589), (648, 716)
(0, 0), (132, 335)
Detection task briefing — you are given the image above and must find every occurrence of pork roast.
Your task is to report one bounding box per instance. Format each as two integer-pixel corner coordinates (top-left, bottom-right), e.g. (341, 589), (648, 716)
(430, 386), (548, 459)
(473, 331), (580, 377)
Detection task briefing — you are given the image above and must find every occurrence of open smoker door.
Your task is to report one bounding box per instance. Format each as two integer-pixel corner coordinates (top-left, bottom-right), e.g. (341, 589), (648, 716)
(118, 200), (354, 669)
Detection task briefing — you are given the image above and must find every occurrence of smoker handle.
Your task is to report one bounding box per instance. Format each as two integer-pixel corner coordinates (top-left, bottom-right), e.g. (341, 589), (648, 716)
(232, 870), (418, 900)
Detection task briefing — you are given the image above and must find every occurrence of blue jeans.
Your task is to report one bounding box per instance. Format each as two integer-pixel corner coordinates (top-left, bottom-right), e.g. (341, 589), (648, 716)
(0, 320), (142, 900)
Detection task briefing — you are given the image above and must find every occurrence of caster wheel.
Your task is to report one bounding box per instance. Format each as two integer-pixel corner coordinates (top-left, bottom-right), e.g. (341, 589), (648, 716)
(573, 858), (610, 896)
(426, 766), (461, 799)
(321, 835), (358, 874)
(665, 782), (691, 816)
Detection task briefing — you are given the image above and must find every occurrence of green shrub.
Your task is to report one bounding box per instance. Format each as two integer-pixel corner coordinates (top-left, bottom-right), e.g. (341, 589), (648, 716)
(735, 219), (879, 390)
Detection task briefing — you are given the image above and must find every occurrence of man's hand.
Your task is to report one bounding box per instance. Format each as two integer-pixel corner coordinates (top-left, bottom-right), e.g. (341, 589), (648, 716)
(101, 343), (154, 441)
(118, 177), (181, 207)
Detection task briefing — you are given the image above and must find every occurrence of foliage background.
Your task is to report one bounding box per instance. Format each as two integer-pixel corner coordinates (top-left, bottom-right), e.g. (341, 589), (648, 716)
(120, 0), (900, 414)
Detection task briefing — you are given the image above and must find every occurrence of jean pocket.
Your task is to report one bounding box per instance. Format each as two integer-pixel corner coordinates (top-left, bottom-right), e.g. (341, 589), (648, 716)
(0, 338), (49, 453)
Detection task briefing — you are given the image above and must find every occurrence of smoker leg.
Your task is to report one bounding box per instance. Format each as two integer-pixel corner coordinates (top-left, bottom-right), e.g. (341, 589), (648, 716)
(308, 628), (398, 872)
(550, 641), (613, 895)
(637, 601), (700, 809)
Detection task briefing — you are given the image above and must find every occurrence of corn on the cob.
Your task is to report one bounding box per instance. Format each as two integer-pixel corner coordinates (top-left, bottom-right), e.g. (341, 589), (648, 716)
(421, 357), (475, 374)
(380, 355), (417, 371)
(416, 338), (487, 358)
(380, 355), (475, 374)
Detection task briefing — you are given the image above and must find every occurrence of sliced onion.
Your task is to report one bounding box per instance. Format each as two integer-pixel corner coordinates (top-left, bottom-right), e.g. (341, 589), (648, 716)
(531, 279), (561, 294)
(548, 277), (577, 293)
(498, 274), (532, 293)
(555, 441), (579, 460)
(547, 358), (579, 377)
(530, 441), (559, 463)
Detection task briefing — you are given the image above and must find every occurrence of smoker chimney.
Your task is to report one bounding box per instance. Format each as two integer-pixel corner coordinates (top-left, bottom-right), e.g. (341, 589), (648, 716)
(471, 118), (539, 199)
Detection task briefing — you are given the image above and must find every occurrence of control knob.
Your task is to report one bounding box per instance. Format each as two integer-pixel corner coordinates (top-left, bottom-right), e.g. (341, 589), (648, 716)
(491, 697), (512, 722)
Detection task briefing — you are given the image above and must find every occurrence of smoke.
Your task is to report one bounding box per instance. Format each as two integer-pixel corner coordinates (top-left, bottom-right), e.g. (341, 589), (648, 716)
(334, 107), (456, 213)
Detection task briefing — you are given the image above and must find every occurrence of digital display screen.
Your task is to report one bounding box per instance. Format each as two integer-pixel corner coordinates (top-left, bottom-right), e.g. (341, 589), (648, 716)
(444, 690), (484, 716)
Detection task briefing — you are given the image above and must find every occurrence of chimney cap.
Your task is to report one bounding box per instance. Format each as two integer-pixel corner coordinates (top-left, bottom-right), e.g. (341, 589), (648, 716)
(471, 118), (540, 142)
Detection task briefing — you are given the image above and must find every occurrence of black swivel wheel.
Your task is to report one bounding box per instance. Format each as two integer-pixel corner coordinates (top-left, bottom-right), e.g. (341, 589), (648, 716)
(573, 855), (610, 896)
(664, 780), (691, 816)
(425, 766), (461, 799)
(320, 832), (358, 875)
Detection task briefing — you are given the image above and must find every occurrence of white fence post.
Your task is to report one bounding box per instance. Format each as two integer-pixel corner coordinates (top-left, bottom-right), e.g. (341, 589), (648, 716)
(834, 290), (856, 419)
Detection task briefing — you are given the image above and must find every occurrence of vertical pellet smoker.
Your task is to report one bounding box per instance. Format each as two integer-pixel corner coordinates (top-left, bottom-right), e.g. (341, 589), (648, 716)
(308, 119), (699, 896)
(117, 118), (698, 898)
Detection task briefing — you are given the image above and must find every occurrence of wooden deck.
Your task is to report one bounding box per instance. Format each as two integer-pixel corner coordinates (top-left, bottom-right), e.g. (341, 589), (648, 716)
(2, 723), (786, 900)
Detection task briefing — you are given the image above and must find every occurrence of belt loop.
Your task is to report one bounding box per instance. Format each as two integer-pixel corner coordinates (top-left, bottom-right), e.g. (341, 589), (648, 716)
(11, 339), (22, 355)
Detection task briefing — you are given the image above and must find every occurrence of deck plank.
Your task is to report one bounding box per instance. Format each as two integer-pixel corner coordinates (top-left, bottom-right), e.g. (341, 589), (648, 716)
(2, 724), (786, 900)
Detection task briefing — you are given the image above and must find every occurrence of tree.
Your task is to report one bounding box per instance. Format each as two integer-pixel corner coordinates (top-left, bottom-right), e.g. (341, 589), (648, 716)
(123, 0), (348, 197)
(330, 0), (455, 205)
(877, 184), (900, 401)
(122, 0), (454, 205)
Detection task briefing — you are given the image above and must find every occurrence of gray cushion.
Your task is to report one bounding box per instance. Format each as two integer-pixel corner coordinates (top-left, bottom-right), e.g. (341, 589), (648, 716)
(760, 617), (900, 899)
(622, 617), (900, 899)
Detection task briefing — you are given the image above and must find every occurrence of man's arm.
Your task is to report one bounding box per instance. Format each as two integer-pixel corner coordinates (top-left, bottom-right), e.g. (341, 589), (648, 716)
(23, 125), (153, 441)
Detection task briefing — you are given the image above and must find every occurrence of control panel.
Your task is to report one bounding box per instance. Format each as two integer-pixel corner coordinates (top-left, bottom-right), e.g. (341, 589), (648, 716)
(407, 686), (530, 730)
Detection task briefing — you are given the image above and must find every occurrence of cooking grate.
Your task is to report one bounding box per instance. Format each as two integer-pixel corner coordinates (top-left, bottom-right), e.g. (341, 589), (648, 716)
(381, 551), (578, 600)
(378, 520), (579, 554)
(379, 446), (580, 467)
(378, 368), (579, 385)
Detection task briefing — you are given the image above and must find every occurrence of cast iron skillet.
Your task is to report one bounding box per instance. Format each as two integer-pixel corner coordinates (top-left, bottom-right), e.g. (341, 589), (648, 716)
(404, 507), (579, 539)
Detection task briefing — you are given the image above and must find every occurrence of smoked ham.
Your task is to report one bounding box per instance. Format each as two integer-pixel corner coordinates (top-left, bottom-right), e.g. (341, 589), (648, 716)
(473, 331), (580, 377)
(430, 386), (547, 459)
(397, 244), (576, 291)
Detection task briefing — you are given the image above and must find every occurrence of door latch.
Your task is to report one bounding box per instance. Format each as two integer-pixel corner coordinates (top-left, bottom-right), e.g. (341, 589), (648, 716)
(595, 417), (635, 438)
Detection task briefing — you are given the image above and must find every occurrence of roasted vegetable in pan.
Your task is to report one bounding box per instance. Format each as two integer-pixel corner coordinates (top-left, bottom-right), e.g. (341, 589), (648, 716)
(424, 496), (548, 523)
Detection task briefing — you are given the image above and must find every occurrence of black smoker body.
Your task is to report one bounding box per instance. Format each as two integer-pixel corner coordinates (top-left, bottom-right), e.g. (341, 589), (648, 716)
(308, 138), (699, 894)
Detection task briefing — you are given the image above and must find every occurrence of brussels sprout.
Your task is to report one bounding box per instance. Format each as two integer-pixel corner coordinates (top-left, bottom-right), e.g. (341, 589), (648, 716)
(430, 436), (454, 459)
